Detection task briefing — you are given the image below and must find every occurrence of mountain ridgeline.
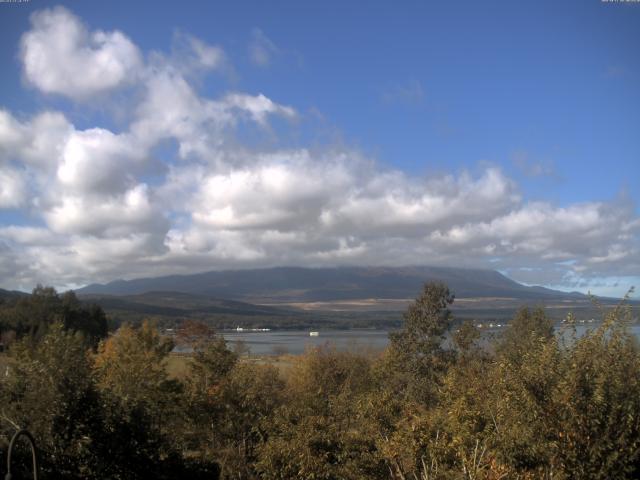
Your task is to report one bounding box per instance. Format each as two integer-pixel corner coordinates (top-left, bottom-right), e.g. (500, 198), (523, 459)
(77, 266), (582, 303)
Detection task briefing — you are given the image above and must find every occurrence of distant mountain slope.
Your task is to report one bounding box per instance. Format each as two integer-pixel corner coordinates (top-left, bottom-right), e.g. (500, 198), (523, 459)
(0, 288), (28, 301)
(77, 266), (584, 303)
(81, 291), (290, 317)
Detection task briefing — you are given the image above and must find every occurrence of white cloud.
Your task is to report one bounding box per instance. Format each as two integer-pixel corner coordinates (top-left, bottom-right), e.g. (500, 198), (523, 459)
(0, 226), (56, 245)
(2, 100), (638, 290)
(0, 167), (27, 208)
(185, 35), (225, 70)
(149, 32), (227, 77)
(44, 184), (166, 238)
(0, 6), (638, 294)
(21, 6), (142, 99)
(0, 110), (26, 152)
(131, 69), (295, 160)
(0, 110), (73, 174)
(222, 93), (296, 125)
(322, 167), (518, 235)
(190, 156), (347, 230)
(57, 129), (145, 194)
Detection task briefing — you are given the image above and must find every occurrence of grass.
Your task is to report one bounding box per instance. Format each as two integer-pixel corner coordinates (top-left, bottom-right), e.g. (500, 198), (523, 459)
(165, 351), (297, 380)
(165, 353), (193, 380)
(246, 354), (297, 377)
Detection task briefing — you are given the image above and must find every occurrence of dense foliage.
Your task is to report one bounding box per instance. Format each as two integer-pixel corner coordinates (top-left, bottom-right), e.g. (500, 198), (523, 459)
(0, 283), (638, 479)
(0, 286), (108, 347)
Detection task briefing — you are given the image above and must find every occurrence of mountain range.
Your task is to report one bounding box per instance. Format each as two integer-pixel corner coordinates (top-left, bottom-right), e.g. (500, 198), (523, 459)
(0, 288), (29, 301)
(77, 266), (583, 303)
(61, 267), (640, 327)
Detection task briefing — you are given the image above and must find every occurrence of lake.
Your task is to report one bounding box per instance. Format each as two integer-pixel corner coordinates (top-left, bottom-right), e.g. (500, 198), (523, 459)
(220, 324), (640, 356)
(221, 329), (392, 356)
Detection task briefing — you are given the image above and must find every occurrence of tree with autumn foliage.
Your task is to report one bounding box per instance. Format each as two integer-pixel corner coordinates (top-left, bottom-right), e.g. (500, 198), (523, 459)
(92, 320), (191, 479)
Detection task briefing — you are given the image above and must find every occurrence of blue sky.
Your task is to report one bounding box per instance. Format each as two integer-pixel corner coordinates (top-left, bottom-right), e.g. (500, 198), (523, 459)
(0, 0), (638, 296)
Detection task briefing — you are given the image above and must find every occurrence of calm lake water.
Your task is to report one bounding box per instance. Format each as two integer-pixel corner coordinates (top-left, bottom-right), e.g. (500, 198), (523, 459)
(221, 329), (392, 356)
(220, 324), (640, 356)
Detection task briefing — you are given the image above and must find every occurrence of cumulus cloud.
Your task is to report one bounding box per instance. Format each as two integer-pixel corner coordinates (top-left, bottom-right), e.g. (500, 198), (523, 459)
(57, 129), (145, 194)
(0, 6), (638, 294)
(0, 167), (27, 208)
(45, 184), (166, 237)
(182, 34), (225, 70)
(158, 145), (638, 291)
(148, 32), (227, 77)
(222, 93), (296, 125)
(0, 110), (73, 170)
(21, 6), (142, 99)
(131, 69), (295, 160)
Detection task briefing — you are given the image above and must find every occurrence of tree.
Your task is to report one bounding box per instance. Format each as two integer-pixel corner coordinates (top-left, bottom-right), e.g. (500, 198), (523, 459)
(211, 363), (284, 478)
(257, 346), (385, 480)
(0, 285), (60, 341)
(385, 281), (455, 404)
(60, 291), (108, 347)
(175, 319), (217, 353)
(92, 320), (190, 479)
(453, 320), (481, 356)
(486, 301), (640, 478)
(497, 306), (554, 363)
(93, 320), (176, 407)
(0, 286), (108, 347)
(187, 336), (238, 393)
(550, 303), (640, 478)
(180, 334), (238, 466)
(0, 323), (104, 478)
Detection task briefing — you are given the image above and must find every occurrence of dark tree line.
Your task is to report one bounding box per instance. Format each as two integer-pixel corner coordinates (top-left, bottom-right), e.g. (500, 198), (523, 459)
(0, 283), (638, 479)
(0, 286), (108, 347)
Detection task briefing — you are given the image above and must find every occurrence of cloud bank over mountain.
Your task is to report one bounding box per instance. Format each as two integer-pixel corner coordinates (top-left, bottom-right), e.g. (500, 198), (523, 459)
(0, 6), (638, 293)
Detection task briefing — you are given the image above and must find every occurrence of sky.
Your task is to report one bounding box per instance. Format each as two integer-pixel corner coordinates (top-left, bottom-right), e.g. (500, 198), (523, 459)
(0, 0), (638, 296)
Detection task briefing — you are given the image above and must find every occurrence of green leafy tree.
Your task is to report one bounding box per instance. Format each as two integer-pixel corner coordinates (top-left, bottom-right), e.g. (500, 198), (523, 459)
(497, 306), (554, 362)
(60, 291), (108, 347)
(0, 323), (104, 478)
(212, 363), (284, 478)
(550, 303), (640, 478)
(187, 335), (238, 393)
(179, 332), (238, 475)
(453, 320), (481, 356)
(0, 286), (107, 347)
(384, 281), (455, 404)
